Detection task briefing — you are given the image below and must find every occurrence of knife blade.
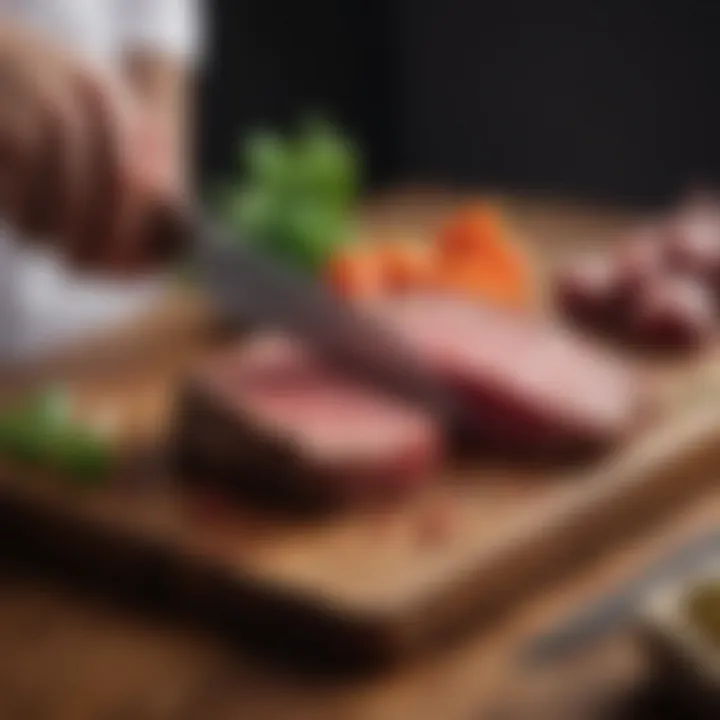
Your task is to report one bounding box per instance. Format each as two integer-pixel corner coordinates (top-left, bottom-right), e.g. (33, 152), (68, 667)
(520, 529), (720, 667)
(191, 214), (468, 426)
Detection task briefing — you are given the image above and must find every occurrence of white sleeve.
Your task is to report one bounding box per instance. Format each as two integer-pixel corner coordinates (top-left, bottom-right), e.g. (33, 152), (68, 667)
(116, 0), (205, 63)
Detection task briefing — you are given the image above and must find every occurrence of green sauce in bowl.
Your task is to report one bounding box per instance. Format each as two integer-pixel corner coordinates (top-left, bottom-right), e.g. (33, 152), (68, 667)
(686, 580), (720, 651)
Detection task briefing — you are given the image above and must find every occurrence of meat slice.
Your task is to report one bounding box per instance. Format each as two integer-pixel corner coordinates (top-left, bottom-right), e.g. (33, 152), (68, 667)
(374, 296), (642, 454)
(176, 296), (641, 506)
(630, 275), (716, 351)
(555, 254), (623, 330)
(175, 336), (443, 506)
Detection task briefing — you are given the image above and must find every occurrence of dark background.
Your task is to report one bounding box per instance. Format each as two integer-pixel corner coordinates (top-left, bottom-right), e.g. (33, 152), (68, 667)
(200, 0), (720, 207)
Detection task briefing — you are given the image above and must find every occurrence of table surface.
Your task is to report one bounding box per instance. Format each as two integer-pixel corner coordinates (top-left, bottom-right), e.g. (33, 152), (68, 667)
(0, 192), (716, 720)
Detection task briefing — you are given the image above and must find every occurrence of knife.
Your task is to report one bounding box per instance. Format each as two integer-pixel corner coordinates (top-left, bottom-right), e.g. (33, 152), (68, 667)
(188, 214), (469, 426)
(520, 529), (720, 667)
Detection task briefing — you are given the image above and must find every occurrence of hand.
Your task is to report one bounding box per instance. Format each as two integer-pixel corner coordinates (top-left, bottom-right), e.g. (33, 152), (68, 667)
(0, 24), (183, 273)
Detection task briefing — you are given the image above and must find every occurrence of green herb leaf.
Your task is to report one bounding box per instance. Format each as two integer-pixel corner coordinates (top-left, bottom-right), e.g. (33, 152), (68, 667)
(274, 200), (350, 271)
(295, 119), (359, 210)
(233, 187), (279, 239)
(34, 384), (72, 429)
(50, 429), (113, 485)
(0, 413), (46, 463)
(243, 131), (292, 193)
(215, 117), (362, 275)
(0, 386), (113, 485)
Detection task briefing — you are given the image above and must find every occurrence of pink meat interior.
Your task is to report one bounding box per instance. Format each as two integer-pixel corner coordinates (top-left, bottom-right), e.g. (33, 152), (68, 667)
(197, 336), (442, 489)
(196, 294), (638, 476)
(375, 295), (639, 445)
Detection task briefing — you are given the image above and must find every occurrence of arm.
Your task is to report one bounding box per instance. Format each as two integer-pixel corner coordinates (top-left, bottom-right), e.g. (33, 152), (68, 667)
(122, 51), (193, 193)
(0, 11), (198, 273)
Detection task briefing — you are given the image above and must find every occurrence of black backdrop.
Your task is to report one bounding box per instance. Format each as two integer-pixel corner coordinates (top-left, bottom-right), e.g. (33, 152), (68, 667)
(200, 0), (720, 207)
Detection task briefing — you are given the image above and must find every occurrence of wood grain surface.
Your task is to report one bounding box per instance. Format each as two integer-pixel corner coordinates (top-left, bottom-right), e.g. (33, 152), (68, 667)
(0, 493), (717, 720)
(2, 195), (719, 669)
(0, 194), (718, 718)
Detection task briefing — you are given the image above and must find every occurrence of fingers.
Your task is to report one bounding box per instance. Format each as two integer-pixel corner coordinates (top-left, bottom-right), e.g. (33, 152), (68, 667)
(67, 67), (130, 269)
(14, 58), (86, 243)
(107, 109), (185, 273)
(0, 29), (182, 274)
(66, 69), (181, 274)
(0, 33), (60, 239)
(0, 37), (89, 251)
(0, 63), (45, 228)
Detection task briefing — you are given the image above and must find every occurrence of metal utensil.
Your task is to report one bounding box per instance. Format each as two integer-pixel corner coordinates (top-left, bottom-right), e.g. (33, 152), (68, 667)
(191, 215), (469, 426)
(521, 530), (720, 667)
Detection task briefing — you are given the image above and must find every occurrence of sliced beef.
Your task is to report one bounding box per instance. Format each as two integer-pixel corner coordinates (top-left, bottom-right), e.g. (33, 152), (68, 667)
(176, 296), (642, 505)
(555, 254), (623, 330)
(613, 227), (667, 301)
(555, 197), (720, 353)
(630, 275), (716, 351)
(374, 295), (642, 455)
(175, 336), (443, 507)
(664, 208), (720, 283)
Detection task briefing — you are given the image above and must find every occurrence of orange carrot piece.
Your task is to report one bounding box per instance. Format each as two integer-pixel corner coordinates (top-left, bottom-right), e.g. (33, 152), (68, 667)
(435, 202), (534, 308)
(434, 251), (533, 310)
(326, 246), (386, 300)
(380, 240), (436, 292)
(438, 203), (505, 258)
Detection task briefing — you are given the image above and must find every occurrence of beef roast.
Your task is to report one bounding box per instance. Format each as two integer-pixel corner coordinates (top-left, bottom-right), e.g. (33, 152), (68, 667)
(176, 296), (641, 504)
(175, 336), (443, 506)
(375, 296), (642, 454)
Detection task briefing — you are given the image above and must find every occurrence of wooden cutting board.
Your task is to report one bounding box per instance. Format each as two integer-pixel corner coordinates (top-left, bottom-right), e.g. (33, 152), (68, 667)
(1, 289), (719, 673)
(1, 197), (720, 672)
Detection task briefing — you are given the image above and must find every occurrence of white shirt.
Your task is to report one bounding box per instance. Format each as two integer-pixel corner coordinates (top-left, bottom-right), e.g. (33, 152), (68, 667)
(0, 0), (201, 361)
(0, 0), (201, 63)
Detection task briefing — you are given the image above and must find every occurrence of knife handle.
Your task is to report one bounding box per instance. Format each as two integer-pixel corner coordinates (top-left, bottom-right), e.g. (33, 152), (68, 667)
(141, 200), (195, 269)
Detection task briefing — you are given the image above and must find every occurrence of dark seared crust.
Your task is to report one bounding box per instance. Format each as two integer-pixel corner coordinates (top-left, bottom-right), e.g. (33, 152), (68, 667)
(372, 295), (645, 458)
(172, 381), (351, 512)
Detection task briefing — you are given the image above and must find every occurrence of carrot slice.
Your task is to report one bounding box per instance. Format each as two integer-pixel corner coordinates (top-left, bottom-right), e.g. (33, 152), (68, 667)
(435, 202), (534, 308)
(438, 203), (506, 258)
(380, 240), (436, 292)
(326, 246), (386, 300)
(434, 259), (531, 309)
(327, 202), (534, 309)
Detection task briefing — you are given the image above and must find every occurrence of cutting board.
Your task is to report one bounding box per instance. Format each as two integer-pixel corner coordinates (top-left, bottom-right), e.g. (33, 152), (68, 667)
(1, 290), (719, 673)
(1, 199), (720, 672)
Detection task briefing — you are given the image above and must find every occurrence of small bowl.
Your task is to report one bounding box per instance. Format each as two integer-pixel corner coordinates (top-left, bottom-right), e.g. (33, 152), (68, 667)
(639, 564), (720, 712)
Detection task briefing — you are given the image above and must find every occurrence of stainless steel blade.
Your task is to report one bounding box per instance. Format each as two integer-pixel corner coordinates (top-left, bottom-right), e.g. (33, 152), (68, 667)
(193, 216), (467, 424)
(521, 529), (720, 667)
